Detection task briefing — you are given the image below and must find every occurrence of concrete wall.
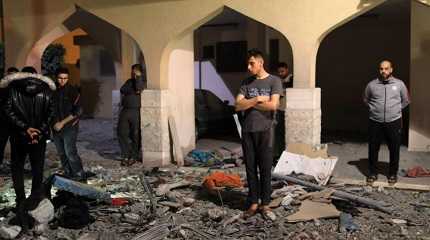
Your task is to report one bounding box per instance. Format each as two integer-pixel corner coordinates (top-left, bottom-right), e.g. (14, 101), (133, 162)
(317, 1), (411, 139)
(168, 33), (195, 155)
(409, 1), (430, 151)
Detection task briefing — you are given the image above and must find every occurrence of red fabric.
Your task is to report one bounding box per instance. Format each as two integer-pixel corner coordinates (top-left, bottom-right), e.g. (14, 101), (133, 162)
(203, 172), (243, 191)
(111, 197), (129, 206)
(407, 166), (430, 178)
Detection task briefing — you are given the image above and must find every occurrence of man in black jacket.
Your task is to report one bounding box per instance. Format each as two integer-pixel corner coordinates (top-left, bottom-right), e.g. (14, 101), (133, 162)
(117, 64), (145, 166)
(52, 67), (86, 181)
(0, 67), (19, 166)
(0, 67), (56, 210)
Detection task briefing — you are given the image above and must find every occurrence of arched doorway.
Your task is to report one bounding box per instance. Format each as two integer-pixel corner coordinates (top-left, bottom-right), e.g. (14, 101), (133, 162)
(26, 6), (146, 160)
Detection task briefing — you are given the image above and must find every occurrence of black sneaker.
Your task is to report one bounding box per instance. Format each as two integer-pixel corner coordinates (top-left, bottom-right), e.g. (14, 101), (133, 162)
(366, 175), (377, 185)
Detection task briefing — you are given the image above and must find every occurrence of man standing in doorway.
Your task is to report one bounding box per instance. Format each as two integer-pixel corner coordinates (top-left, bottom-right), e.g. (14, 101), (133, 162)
(52, 67), (86, 182)
(277, 62), (293, 89)
(117, 64), (145, 166)
(235, 49), (282, 221)
(273, 62), (293, 162)
(1, 68), (55, 219)
(0, 67), (19, 166)
(363, 60), (410, 185)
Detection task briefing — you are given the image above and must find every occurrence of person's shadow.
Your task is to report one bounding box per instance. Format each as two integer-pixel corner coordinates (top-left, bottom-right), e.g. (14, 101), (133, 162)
(348, 158), (391, 177)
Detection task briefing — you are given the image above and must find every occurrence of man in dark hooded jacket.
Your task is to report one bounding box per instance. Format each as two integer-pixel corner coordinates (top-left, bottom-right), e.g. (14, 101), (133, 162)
(0, 67), (56, 212)
(0, 67), (19, 165)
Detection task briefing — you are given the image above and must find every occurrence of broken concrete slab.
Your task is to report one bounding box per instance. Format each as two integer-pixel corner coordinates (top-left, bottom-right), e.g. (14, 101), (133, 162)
(155, 180), (191, 196)
(28, 199), (54, 224)
(286, 200), (341, 222)
(0, 225), (21, 239)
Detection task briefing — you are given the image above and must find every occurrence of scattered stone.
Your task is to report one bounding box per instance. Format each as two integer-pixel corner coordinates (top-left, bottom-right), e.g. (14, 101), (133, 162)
(182, 197), (195, 207)
(0, 225), (21, 239)
(158, 201), (182, 209)
(33, 223), (48, 235)
(122, 213), (141, 224)
(208, 208), (226, 222)
(391, 218), (407, 225)
(28, 199), (55, 224)
(363, 186), (373, 193)
(155, 180), (190, 196)
(400, 226), (409, 237)
(339, 212), (359, 232)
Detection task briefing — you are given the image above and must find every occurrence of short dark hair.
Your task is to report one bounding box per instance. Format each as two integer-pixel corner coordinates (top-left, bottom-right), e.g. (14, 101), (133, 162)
(247, 49), (265, 60)
(56, 67), (70, 76)
(277, 62), (289, 69)
(131, 64), (143, 72)
(6, 67), (19, 74)
(21, 66), (37, 74)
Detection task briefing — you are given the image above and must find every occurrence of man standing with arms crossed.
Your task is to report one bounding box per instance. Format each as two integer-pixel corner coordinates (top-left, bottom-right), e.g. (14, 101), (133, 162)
(363, 60), (410, 185)
(235, 49), (282, 221)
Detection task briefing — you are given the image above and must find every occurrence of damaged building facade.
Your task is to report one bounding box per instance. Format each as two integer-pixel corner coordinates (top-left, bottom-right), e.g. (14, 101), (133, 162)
(1, 0), (430, 167)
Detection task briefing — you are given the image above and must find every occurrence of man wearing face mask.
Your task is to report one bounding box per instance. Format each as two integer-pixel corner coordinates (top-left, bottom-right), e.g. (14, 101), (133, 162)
(117, 64), (145, 166)
(363, 60), (410, 185)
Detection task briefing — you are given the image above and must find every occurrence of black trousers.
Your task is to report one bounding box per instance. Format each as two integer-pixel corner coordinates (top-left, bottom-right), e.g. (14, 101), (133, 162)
(117, 108), (141, 160)
(10, 137), (46, 204)
(368, 118), (402, 177)
(273, 110), (285, 162)
(0, 121), (10, 164)
(242, 129), (273, 206)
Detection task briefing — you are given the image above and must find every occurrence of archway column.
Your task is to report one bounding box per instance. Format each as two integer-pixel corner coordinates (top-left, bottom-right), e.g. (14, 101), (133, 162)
(284, 40), (321, 146)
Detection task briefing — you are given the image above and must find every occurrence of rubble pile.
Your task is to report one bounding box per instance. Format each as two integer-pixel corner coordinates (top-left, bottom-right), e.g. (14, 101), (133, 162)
(0, 164), (429, 240)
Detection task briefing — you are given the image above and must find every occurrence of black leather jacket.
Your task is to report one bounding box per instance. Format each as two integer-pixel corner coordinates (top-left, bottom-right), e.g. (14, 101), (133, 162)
(0, 73), (56, 143)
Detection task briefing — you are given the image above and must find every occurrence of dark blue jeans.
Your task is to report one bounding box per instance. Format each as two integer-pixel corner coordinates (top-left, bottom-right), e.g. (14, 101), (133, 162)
(53, 125), (84, 178)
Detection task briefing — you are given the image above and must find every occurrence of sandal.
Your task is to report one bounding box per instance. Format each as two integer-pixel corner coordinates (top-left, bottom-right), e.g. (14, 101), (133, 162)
(388, 175), (397, 185)
(260, 206), (277, 221)
(242, 204), (258, 219)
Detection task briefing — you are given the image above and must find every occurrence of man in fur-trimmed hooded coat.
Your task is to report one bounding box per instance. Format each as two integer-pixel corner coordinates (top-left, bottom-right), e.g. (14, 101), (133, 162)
(0, 72), (56, 208)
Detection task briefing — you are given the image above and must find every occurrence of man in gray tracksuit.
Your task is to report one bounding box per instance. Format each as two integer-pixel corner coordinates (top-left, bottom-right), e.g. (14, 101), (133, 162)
(363, 60), (410, 184)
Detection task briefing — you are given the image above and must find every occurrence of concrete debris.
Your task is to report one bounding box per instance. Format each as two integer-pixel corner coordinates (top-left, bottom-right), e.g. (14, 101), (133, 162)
(207, 208), (227, 222)
(122, 213), (141, 225)
(182, 197), (195, 207)
(33, 223), (48, 235)
(339, 212), (359, 232)
(77, 233), (99, 240)
(155, 180), (191, 196)
(286, 200), (341, 222)
(391, 218), (408, 224)
(28, 199), (55, 224)
(0, 225), (21, 239)
(158, 201), (182, 210)
(131, 223), (171, 240)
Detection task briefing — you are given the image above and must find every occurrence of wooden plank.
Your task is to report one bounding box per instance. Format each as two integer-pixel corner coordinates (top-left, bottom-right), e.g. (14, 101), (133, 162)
(168, 115), (184, 166)
(333, 178), (430, 192)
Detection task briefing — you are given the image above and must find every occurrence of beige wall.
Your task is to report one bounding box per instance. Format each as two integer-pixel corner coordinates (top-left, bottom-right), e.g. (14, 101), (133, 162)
(409, 1), (430, 151)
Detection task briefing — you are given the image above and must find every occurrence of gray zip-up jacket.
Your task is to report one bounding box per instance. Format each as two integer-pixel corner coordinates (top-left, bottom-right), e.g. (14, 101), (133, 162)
(363, 76), (410, 123)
